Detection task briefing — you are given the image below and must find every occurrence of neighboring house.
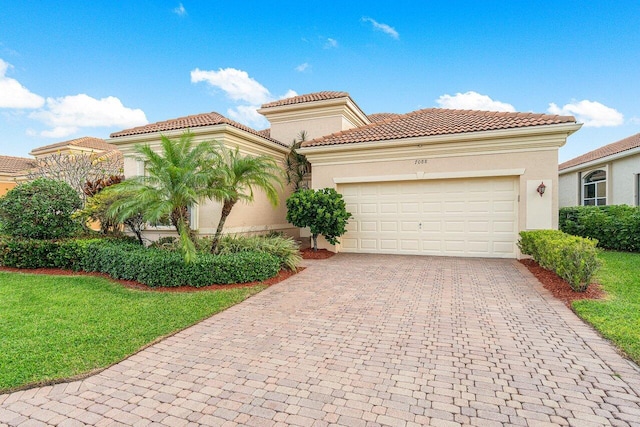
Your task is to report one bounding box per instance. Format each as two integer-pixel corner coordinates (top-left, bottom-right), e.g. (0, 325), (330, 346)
(0, 136), (122, 199)
(0, 155), (35, 195)
(29, 136), (120, 159)
(559, 132), (640, 207)
(111, 91), (581, 258)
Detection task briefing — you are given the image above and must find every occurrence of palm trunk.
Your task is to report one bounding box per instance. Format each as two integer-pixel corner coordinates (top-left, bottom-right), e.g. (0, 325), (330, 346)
(210, 199), (237, 254)
(171, 206), (195, 243)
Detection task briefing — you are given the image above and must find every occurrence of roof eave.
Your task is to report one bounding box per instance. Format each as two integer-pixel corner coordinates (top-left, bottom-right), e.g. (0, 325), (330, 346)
(559, 145), (640, 174)
(109, 123), (289, 153)
(299, 122), (582, 155)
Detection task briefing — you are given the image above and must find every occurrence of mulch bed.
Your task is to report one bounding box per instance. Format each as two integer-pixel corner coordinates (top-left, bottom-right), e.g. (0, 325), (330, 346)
(0, 266), (303, 293)
(519, 259), (605, 307)
(301, 248), (335, 260)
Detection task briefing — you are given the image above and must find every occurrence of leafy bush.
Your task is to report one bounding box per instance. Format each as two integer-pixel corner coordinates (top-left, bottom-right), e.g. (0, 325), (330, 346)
(286, 188), (351, 251)
(518, 230), (601, 292)
(216, 234), (302, 271)
(0, 237), (280, 287)
(560, 205), (640, 252)
(0, 178), (82, 239)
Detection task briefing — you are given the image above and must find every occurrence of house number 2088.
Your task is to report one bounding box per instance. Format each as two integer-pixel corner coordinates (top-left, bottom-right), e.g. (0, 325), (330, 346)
(414, 159), (428, 165)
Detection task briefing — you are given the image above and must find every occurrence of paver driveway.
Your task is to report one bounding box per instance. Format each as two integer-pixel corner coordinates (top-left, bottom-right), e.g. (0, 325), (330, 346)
(2, 254), (640, 427)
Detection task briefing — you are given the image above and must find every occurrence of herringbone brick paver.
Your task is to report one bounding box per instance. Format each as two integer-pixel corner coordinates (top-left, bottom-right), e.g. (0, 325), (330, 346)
(2, 255), (640, 426)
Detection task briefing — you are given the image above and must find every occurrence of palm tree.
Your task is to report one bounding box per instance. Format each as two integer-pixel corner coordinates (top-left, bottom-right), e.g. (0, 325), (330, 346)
(209, 146), (283, 253)
(106, 132), (218, 263)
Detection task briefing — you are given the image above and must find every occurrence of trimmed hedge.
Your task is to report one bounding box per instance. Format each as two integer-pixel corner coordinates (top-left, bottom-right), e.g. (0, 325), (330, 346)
(518, 230), (600, 292)
(0, 238), (280, 287)
(559, 205), (640, 252)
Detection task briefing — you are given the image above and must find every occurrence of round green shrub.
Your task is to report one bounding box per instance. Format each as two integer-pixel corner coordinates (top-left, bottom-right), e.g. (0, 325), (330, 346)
(0, 178), (82, 239)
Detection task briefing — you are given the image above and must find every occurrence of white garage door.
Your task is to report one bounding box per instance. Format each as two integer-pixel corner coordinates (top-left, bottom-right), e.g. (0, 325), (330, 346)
(339, 176), (518, 258)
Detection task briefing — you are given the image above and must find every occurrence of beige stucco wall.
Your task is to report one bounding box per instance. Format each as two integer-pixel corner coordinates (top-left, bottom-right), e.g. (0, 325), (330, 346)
(301, 123), (581, 255)
(0, 179), (16, 196)
(610, 154), (640, 205)
(113, 126), (298, 242)
(311, 148), (559, 234)
(267, 116), (346, 145)
(559, 171), (579, 207)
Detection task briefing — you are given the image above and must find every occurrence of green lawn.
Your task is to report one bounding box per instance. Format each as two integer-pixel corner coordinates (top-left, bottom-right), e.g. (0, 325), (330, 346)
(573, 251), (640, 365)
(0, 272), (264, 392)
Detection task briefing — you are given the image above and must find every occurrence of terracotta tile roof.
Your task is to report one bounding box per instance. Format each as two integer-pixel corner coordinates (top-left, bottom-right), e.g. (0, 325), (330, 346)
(559, 132), (640, 171)
(30, 136), (118, 155)
(368, 113), (400, 122)
(257, 128), (271, 138)
(302, 108), (577, 147)
(261, 91), (349, 109)
(110, 112), (285, 146)
(0, 155), (35, 174)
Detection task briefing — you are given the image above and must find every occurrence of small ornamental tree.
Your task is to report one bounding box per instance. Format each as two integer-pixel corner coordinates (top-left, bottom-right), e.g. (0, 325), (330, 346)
(286, 188), (352, 251)
(0, 178), (82, 239)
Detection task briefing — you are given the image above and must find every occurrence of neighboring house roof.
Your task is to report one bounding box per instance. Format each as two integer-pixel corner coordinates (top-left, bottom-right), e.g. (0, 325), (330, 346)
(30, 136), (118, 156)
(302, 108), (577, 147)
(0, 155), (35, 175)
(110, 111), (285, 146)
(559, 132), (640, 171)
(261, 91), (349, 108)
(368, 113), (401, 123)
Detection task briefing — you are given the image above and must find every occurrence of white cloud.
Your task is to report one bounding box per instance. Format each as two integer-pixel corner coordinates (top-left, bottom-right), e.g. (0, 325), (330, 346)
(227, 105), (269, 128)
(295, 62), (310, 72)
(548, 100), (624, 127)
(30, 94), (148, 137)
(41, 126), (79, 138)
(191, 67), (272, 105)
(0, 58), (45, 109)
(436, 91), (516, 112)
(191, 67), (297, 128)
(280, 89), (298, 99)
(324, 38), (338, 49)
(362, 17), (399, 39)
(173, 3), (186, 16)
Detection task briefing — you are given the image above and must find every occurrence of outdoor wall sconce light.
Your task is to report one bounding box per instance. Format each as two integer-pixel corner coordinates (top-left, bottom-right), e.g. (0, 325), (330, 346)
(536, 181), (546, 197)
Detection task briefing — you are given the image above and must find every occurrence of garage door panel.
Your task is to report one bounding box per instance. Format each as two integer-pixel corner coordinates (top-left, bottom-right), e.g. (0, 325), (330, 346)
(421, 221), (441, 232)
(400, 240), (419, 250)
(468, 241), (490, 253)
(468, 221), (490, 232)
(339, 177), (518, 258)
(360, 221), (377, 232)
(493, 221), (515, 232)
(401, 202), (419, 213)
(380, 203), (398, 213)
(361, 239), (378, 250)
(402, 221), (419, 231)
(380, 221), (398, 232)
(444, 221), (465, 232)
(380, 240), (398, 250)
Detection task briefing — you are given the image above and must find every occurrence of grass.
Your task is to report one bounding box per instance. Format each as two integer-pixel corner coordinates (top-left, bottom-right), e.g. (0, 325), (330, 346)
(0, 271), (264, 392)
(572, 251), (640, 365)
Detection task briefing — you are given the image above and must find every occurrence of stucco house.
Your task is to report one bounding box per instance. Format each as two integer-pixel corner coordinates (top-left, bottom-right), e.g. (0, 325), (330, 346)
(559, 132), (640, 207)
(0, 136), (121, 197)
(109, 91), (580, 258)
(0, 155), (34, 195)
(29, 136), (119, 159)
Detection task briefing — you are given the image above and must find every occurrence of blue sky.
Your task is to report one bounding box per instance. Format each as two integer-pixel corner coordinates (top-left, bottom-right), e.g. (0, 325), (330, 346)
(1, 1), (638, 161)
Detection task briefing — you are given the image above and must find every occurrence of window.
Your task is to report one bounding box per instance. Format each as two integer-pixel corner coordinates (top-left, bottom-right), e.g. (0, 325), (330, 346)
(583, 170), (606, 206)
